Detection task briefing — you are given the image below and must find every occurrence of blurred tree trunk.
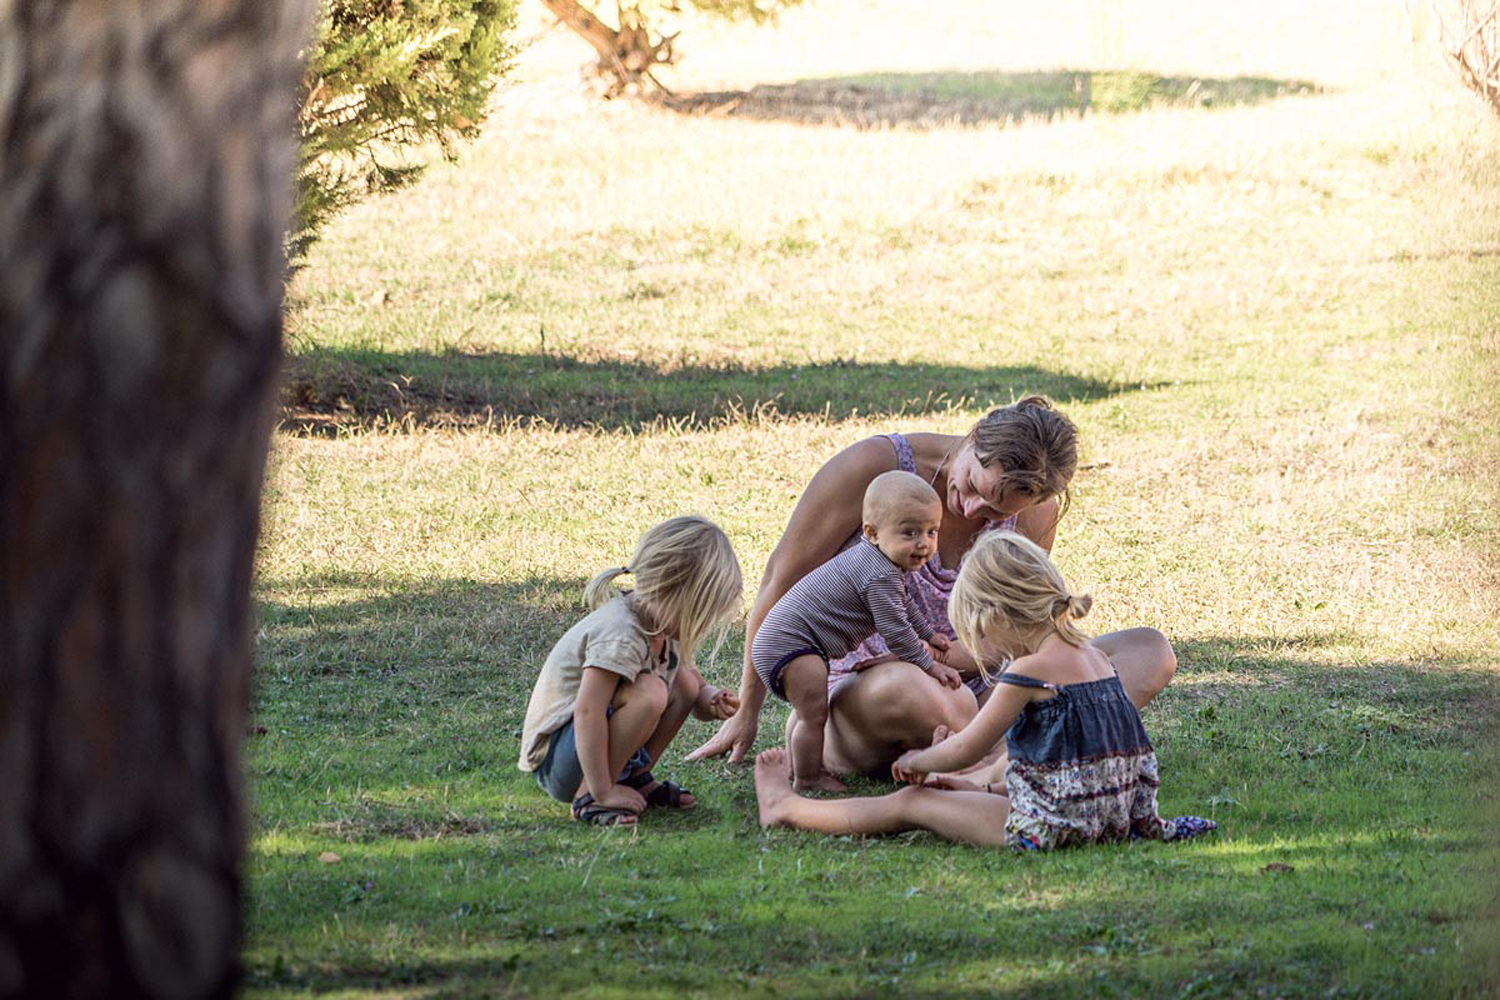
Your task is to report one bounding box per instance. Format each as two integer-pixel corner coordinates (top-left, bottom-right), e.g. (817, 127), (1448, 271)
(0, 1), (310, 996)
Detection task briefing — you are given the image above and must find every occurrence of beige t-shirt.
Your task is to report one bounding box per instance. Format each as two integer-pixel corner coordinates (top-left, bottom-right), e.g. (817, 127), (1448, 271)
(517, 595), (681, 771)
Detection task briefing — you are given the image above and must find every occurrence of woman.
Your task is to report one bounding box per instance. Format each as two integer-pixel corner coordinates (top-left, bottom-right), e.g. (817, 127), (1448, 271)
(686, 396), (1176, 774)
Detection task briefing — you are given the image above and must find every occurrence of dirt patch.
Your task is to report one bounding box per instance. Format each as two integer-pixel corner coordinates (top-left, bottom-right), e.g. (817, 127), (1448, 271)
(654, 81), (1062, 129)
(312, 809), (494, 842)
(650, 72), (1317, 129)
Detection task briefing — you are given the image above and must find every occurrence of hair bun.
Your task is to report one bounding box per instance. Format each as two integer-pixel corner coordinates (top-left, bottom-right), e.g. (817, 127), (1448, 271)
(1068, 594), (1092, 619)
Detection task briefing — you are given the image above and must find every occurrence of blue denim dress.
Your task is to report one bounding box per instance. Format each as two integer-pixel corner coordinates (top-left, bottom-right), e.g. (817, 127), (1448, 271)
(996, 670), (1214, 850)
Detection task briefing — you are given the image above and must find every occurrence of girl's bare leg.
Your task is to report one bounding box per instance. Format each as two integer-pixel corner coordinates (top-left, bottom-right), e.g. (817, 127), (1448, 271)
(754, 749), (1011, 847)
(573, 672), (669, 800)
(1092, 628), (1177, 709)
(924, 724), (1008, 785)
(635, 669), (701, 807)
(642, 667), (699, 764)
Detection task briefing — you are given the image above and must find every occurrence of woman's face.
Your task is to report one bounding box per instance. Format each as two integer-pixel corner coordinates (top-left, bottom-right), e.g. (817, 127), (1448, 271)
(945, 443), (1048, 522)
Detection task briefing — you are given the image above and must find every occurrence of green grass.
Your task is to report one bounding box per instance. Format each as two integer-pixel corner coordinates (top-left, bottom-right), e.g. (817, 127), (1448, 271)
(251, 3), (1500, 995)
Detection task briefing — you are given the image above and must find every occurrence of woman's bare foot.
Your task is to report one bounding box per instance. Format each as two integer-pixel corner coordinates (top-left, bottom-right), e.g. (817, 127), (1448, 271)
(754, 748), (797, 826)
(793, 770), (848, 793)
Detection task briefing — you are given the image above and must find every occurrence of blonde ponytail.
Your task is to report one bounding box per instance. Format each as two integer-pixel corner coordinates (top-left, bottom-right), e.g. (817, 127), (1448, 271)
(950, 531), (1092, 680)
(584, 566), (632, 610)
(588, 517), (743, 671)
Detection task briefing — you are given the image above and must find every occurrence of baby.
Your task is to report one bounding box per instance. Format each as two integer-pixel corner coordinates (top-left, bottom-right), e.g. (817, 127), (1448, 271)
(751, 470), (960, 791)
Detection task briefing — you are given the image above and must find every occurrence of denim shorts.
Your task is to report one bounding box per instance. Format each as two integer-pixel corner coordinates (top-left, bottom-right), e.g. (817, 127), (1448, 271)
(534, 706), (653, 803)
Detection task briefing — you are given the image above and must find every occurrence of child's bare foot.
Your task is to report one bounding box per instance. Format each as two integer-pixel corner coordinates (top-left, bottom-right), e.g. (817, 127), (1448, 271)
(793, 770), (848, 793)
(754, 748), (796, 826)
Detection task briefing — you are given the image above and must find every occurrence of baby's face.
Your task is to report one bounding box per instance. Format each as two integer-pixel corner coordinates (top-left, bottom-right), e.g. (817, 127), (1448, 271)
(866, 499), (943, 571)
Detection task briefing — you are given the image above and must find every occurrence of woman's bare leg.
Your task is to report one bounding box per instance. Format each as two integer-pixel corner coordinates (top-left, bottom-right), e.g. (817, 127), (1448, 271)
(821, 661), (978, 775)
(1092, 628), (1177, 709)
(754, 749), (1011, 846)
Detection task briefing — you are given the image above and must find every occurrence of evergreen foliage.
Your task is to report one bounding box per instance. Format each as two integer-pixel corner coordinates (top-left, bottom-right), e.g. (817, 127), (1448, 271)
(292, 0), (517, 265)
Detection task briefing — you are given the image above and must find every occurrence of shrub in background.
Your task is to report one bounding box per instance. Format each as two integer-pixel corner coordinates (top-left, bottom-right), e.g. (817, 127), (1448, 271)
(292, 0), (517, 265)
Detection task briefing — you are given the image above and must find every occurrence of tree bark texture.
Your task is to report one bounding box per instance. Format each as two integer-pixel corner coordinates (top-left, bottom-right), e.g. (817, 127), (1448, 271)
(0, 1), (311, 997)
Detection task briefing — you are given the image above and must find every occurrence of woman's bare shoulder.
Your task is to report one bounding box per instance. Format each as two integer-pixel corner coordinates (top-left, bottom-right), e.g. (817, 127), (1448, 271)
(900, 432), (964, 478)
(806, 435), (899, 487)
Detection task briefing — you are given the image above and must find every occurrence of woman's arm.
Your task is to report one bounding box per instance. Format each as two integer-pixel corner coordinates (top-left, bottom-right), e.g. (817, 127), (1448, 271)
(892, 682), (1033, 779)
(686, 437), (899, 763)
(1014, 495), (1061, 552)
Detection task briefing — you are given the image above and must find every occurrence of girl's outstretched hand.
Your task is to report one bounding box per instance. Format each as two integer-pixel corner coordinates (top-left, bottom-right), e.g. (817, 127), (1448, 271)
(890, 750), (928, 786)
(685, 710), (757, 764)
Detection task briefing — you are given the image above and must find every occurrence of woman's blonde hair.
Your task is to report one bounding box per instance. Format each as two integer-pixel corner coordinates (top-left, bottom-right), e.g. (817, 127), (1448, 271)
(583, 515), (743, 669)
(949, 531), (1092, 682)
(967, 396), (1078, 521)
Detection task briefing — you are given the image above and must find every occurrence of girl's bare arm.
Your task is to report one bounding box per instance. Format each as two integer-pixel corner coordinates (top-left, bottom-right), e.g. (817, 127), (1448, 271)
(894, 683), (1035, 779)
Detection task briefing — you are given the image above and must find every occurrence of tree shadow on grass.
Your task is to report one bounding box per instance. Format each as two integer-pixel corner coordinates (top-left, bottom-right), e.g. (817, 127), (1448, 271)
(654, 70), (1320, 129)
(255, 572), (599, 683)
(281, 347), (1160, 435)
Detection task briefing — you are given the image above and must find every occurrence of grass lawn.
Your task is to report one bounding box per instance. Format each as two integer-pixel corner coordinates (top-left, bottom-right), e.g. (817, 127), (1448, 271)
(249, 3), (1499, 996)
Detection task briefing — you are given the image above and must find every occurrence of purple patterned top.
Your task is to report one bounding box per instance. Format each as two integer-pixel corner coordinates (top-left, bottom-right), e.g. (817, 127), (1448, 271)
(826, 433), (1016, 687)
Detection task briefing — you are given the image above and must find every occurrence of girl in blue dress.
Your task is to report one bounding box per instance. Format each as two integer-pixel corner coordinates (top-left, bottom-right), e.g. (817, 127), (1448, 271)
(754, 531), (1215, 849)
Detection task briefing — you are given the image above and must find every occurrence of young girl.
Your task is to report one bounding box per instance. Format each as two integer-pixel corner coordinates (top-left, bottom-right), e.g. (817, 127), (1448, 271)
(519, 516), (743, 826)
(754, 531), (1215, 849)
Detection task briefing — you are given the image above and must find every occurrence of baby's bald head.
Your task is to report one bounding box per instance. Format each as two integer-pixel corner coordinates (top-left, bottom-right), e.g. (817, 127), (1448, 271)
(863, 470), (941, 528)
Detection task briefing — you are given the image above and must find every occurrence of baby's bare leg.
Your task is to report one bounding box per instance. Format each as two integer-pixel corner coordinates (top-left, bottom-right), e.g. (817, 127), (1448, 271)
(755, 749), (1011, 846)
(780, 655), (845, 792)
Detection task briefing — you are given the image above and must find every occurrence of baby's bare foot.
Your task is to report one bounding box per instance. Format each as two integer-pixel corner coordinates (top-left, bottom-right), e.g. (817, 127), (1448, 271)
(793, 771), (848, 794)
(754, 748), (795, 826)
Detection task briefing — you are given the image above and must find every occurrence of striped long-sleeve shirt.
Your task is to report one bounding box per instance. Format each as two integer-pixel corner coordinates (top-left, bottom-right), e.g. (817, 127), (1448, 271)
(752, 539), (935, 677)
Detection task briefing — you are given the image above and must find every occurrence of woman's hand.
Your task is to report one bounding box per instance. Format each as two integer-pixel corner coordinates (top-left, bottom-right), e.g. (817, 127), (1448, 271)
(685, 709), (759, 764)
